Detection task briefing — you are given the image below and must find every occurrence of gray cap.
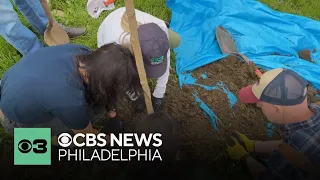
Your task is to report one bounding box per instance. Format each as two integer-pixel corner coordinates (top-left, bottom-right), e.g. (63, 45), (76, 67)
(239, 68), (309, 106)
(138, 23), (169, 79)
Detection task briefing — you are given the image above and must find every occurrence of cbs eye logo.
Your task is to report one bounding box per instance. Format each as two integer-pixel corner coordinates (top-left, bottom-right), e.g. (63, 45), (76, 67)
(18, 139), (47, 154)
(58, 133), (73, 147)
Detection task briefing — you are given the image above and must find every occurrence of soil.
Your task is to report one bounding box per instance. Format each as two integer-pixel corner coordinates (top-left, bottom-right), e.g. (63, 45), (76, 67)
(119, 55), (319, 178)
(1, 56), (319, 180)
(189, 56), (272, 141)
(298, 49), (315, 63)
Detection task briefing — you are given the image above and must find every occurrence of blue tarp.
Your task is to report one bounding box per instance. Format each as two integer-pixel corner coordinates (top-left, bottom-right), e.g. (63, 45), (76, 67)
(167, 0), (320, 133)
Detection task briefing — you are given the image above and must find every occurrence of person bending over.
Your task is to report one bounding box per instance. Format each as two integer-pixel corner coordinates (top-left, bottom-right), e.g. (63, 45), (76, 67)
(227, 68), (320, 180)
(0, 43), (140, 144)
(97, 7), (181, 112)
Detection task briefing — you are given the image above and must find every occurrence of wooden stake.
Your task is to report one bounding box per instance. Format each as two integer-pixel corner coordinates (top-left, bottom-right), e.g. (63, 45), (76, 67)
(125, 0), (154, 114)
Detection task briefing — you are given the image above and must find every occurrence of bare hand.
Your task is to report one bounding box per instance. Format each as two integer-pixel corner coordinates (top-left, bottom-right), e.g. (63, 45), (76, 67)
(107, 110), (116, 118)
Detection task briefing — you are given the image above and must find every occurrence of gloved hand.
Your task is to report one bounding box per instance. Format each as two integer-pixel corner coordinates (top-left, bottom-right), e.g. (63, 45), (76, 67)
(226, 136), (250, 161)
(233, 131), (255, 152)
(101, 115), (125, 134)
(132, 95), (146, 113)
(152, 96), (164, 112)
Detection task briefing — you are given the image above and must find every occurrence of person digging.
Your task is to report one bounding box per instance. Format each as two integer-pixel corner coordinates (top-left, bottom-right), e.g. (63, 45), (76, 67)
(226, 68), (320, 180)
(0, 43), (140, 144)
(97, 7), (181, 113)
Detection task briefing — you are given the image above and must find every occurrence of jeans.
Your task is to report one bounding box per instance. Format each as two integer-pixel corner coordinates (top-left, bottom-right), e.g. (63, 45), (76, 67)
(0, 0), (48, 56)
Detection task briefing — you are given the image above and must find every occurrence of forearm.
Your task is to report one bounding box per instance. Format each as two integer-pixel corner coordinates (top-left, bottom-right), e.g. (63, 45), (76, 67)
(244, 156), (267, 179)
(153, 85), (166, 98)
(254, 140), (282, 154)
(153, 51), (170, 98)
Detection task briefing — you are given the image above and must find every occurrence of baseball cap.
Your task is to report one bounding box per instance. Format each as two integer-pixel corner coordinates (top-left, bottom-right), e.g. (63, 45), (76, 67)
(121, 15), (169, 78)
(239, 68), (308, 106)
(121, 14), (181, 49)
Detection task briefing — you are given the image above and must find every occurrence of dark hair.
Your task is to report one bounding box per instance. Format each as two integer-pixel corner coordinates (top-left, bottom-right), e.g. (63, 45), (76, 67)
(75, 43), (140, 111)
(134, 112), (180, 163)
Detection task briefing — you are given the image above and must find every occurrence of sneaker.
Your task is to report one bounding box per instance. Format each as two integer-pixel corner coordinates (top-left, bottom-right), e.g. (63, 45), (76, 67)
(60, 25), (87, 39)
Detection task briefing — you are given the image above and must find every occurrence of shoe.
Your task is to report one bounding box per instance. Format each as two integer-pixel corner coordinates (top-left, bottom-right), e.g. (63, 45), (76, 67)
(60, 25), (87, 39)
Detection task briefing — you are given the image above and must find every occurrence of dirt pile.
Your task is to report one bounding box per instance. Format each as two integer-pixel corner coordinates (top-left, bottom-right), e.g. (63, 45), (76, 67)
(162, 55), (319, 164)
(190, 56), (271, 139)
(163, 56), (273, 164)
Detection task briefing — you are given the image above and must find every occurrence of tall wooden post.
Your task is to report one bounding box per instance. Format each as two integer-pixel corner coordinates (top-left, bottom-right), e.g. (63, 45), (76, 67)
(125, 0), (154, 114)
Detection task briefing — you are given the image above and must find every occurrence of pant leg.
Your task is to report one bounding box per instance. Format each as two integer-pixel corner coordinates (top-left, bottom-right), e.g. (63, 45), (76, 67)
(12, 0), (48, 35)
(0, 0), (44, 56)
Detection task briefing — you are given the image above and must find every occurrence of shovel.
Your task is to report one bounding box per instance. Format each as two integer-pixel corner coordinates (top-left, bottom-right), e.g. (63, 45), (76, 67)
(40, 0), (69, 46)
(216, 26), (262, 78)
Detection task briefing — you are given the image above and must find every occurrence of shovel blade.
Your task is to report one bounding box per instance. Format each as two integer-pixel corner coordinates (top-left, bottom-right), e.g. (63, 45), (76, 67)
(44, 22), (69, 46)
(216, 26), (238, 54)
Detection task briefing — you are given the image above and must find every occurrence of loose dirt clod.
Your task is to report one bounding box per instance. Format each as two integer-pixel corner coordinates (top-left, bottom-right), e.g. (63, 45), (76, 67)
(298, 49), (314, 63)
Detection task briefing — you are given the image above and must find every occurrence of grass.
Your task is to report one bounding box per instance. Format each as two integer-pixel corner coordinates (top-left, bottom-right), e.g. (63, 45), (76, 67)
(0, 0), (320, 177)
(0, 0), (172, 142)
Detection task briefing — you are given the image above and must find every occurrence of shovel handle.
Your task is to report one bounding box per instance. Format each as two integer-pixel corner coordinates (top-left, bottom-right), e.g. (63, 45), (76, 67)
(40, 0), (54, 27)
(230, 53), (263, 78)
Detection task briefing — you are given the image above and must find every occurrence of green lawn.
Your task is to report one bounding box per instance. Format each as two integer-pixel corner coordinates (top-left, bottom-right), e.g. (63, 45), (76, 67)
(0, 0), (320, 176)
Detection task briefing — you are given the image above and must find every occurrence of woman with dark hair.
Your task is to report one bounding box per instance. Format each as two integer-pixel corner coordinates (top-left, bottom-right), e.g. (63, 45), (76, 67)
(0, 43), (140, 141)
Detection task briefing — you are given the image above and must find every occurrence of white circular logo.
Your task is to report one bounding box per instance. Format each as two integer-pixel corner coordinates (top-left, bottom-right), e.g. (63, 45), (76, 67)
(58, 133), (72, 147)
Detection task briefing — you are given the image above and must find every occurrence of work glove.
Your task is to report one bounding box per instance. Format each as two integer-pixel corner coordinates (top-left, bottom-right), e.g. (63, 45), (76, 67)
(132, 95), (146, 113)
(132, 94), (165, 113)
(152, 96), (164, 112)
(226, 136), (250, 161)
(101, 115), (125, 134)
(233, 131), (255, 153)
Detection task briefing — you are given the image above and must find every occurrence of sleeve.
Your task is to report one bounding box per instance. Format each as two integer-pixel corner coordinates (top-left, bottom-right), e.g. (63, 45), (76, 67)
(258, 150), (305, 180)
(51, 105), (94, 130)
(136, 9), (169, 37)
(153, 50), (170, 98)
(97, 8), (125, 47)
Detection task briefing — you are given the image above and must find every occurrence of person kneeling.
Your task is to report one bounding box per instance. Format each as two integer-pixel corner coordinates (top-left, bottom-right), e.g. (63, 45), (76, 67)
(226, 68), (320, 180)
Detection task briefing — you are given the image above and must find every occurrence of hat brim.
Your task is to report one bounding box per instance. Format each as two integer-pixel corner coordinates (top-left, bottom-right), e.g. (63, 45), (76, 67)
(144, 56), (168, 79)
(239, 85), (260, 104)
(168, 29), (181, 49)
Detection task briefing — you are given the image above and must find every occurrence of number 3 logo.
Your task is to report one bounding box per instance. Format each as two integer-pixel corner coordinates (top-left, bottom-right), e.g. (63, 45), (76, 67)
(18, 139), (47, 154)
(33, 139), (47, 153)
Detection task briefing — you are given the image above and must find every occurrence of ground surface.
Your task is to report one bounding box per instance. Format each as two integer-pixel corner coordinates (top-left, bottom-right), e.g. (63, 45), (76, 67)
(0, 0), (320, 179)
